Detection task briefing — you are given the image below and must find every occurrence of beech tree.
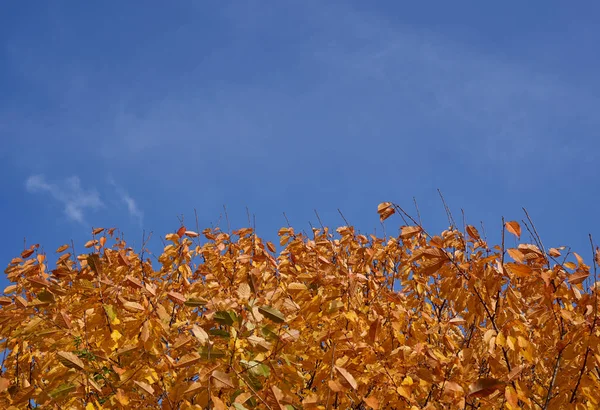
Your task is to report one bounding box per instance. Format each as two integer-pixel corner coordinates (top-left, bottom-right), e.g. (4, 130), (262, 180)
(0, 203), (598, 409)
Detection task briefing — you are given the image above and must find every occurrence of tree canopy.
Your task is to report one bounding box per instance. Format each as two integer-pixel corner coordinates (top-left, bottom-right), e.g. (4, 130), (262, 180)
(0, 203), (598, 409)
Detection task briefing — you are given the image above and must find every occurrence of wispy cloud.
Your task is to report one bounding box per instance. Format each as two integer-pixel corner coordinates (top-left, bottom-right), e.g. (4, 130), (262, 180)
(25, 175), (103, 224)
(108, 178), (144, 226)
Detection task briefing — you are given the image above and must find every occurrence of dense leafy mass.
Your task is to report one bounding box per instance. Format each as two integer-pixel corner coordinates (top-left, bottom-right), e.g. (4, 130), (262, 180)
(0, 203), (599, 409)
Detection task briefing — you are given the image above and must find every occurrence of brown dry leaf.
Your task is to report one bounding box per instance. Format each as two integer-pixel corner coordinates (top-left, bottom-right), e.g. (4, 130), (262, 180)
(466, 225), (480, 240)
(505, 221), (521, 238)
(92, 227), (104, 235)
(191, 324), (209, 344)
(177, 226), (186, 238)
(569, 270), (589, 285)
(467, 378), (506, 398)
(377, 202), (395, 221)
(21, 249), (35, 258)
(167, 291), (186, 304)
(211, 370), (234, 388)
(335, 366), (358, 390)
(401, 226), (422, 239)
(444, 381), (464, 393)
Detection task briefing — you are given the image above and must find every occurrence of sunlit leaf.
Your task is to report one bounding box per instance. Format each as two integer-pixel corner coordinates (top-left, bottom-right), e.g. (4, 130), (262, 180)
(505, 221), (521, 238)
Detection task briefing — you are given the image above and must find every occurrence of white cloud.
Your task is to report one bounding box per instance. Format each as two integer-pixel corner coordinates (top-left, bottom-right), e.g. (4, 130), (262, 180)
(108, 178), (144, 225)
(25, 174), (103, 224)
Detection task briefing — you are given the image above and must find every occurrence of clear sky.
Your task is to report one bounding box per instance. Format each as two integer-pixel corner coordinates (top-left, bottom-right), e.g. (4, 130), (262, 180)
(1, 2), (600, 284)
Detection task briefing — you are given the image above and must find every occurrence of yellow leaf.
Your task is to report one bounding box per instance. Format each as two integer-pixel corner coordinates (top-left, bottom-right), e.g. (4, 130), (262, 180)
(86, 403), (95, 410)
(115, 389), (129, 405)
(134, 380), (155, 395)
(111, 330), (122, 343)
(57, 351), (85, 371)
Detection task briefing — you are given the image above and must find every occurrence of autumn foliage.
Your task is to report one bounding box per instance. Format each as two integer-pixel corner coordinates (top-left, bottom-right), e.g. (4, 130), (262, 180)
(1, 203), (599, 409)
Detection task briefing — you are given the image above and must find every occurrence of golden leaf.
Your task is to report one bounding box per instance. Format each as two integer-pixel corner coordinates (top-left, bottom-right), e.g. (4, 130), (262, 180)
(57, 351), (85, 371)
(467, 378), (505, 398)
(335, 366), (358, 390)
(505, 221), (521, 238)
(364, 396), (379, 410)
(377, 202), (395, 221)
(134, 380), (155, 395)
(56, 244), (70, 253)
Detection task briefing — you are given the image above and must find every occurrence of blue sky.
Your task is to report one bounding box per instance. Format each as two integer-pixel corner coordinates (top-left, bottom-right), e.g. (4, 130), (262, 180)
(1, 2), (600, 282)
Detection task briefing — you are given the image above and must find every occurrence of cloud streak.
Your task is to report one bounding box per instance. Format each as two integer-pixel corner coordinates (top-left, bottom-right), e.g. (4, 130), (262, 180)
(25, 175), (103, 224)
(108, 179), (144, 226)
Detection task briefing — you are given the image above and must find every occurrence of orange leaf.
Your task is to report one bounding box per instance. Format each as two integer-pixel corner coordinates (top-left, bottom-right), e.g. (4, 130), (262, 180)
(21, 249), (35, 258)
(569, 270), (589, 285)
(335, 366), (358, 390)
(0, 378), (10, 393)
(177, 226), (186, 238)
(467, 378), (505, 398)
(56, 244), (70, 253)
(377, 202), (395, 221)
(444, 381), (464, 393)
(505, 221), (521, 238)
(364, 396), (379, 410)
(466, 225), (480, 240)
(92, 227), (104, 235)
(167, 291), (186, 304)
(84, 240), (98, 248)
(400, 226), (422, 240)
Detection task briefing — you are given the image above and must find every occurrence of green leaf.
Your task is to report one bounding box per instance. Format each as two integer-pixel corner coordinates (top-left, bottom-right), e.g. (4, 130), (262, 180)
(103, 304), (116, 321)
(49, 383), (76, 398)
(198, 347), (226, 360)
(184, 298), (207, 307)
(258, 306), (285, 323)
(214, 310), (236, 326)
(37, 290), (55, 303)
(261, 325), (279, 341)
(209, 329), (230, 338)
(87, 254), (102, 275)
(241, 360), (271, 378)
